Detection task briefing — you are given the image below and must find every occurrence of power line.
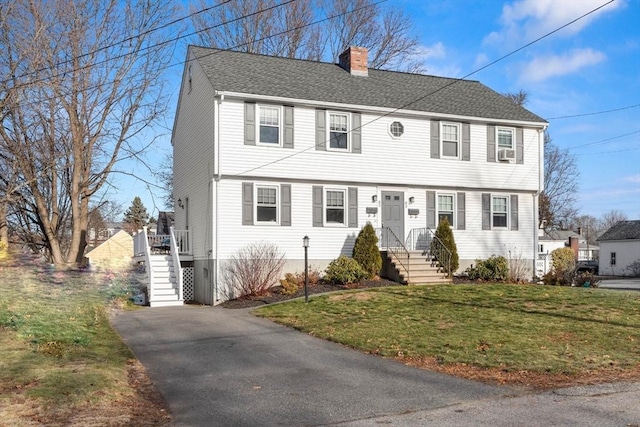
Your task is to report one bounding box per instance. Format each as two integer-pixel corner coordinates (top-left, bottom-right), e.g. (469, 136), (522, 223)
(547, 104), (640, 120)
(0, 1), (232, 87)
(564, 130), (640, 150)
(236, 0), (615, 176)
(1, 0), (297, 93)
(2, 0), (386, 109)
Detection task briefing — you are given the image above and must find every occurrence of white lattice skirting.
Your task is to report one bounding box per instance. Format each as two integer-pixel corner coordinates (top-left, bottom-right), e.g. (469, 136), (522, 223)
(183, 267), (194, 301)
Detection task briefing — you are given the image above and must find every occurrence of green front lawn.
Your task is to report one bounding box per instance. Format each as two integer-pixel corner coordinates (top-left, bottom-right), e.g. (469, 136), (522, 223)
(255, 284), (640, 376)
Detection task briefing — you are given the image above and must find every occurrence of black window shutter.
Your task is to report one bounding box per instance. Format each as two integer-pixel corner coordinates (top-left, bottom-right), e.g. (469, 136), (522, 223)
(430, 120), (440, 159)
(244, 103), (256, 146)
(482, 193), (491, 230)
(457, 192), (466, 230)
(462, 123), (470, 161)
(426, 191), (436, 228)
(348, 187), (358, 227)
(242, 182), (253, 225)
(516, 128), (524, 164)
(312, 186), (323, 227)
(315, 109), (326, 151)
(281, 184), (291, 226)
(283, 106), (294, 149)
(487, 125), (495, 162)
(510, 194), (519, 230)
(351, 113), (361, 154)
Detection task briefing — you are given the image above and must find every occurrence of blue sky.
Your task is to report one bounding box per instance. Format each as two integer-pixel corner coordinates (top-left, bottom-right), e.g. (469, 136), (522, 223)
(112, 0), (640, 222)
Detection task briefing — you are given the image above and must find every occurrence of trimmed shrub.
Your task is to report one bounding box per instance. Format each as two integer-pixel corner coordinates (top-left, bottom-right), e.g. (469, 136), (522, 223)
(352, 222), (382, 279)
(465, 255), (509, 282)
(324, 255), (368, 285)
(431, 218), (459, 276)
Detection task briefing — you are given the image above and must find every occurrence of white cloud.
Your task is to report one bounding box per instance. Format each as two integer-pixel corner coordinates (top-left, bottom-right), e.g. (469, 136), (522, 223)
(413, 42), (447, 61)
(410, 42), (462, 77)
(519, 48), (606, 82)
(484, 0), (625, 48)
(625, 174), (640, 184)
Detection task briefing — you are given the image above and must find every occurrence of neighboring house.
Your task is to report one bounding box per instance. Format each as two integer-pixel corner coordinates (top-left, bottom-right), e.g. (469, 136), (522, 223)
(87, 221), (124, 249)
(597, 220), (640, 276)
(171, 45), (547, 304)
(86, 230), (133, 271)
(536, 228), (599, 277)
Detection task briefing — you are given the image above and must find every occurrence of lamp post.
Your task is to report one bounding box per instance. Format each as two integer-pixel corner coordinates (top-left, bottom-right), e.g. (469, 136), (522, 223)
(303, 235), (309, 303)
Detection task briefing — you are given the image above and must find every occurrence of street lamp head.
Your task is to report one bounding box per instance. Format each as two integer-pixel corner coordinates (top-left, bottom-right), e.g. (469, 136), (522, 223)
(303, 235), (309, 248)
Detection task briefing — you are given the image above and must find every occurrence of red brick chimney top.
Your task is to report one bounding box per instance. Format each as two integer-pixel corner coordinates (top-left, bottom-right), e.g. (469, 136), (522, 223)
(339, 46), (368, 77)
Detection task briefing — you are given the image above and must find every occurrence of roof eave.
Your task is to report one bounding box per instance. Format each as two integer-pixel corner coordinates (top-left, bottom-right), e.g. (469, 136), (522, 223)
(215, 90), (548, 128)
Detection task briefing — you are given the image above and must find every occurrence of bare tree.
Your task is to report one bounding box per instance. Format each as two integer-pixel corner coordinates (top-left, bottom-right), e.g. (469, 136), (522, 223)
(599, 210), (628, 232)
(0, 0), (175, 267)
(503, 91), (579, 230)
(503, 89), (528, 107)
(541, 135), (579, 229)
(190, 0), (422, 71)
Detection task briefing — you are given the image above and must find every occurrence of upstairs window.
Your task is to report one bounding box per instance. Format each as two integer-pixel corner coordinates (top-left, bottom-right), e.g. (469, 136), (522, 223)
(492, 196), (508, 228)
(497, 127), (514, 149)
(441, 122), (460, 158)
(256, 186), (278, 223)
(259, 106), (280, 145)
(329, 113), (349, 150)
(390, 121), (404, 138)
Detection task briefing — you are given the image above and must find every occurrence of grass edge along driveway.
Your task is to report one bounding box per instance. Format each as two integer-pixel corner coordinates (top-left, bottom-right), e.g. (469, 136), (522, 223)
(255, 284), (640, 389)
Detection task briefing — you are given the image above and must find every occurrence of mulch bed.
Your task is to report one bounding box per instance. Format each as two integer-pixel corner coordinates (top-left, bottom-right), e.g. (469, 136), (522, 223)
(219, 278), (401, 309)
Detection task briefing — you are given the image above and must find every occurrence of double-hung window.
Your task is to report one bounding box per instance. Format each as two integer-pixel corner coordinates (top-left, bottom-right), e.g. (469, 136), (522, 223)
(259, 106), (280, 145)
(438, 194), (455, 227)
(256, 185), (278, 223)
(325, 189), (346, 225)
(497, 127), (514, 150)
(441, 122), (460, 158)
(492, 196), (508, 228)
(329, 113), (349, 150)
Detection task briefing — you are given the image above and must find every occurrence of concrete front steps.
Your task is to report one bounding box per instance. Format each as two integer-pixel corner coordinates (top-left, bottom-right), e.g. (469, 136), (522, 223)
(381, 250), (452, 285)
(148, 255), (183, 307)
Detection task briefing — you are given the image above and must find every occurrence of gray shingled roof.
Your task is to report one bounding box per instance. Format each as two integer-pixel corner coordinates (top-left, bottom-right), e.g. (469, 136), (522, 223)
(597, 220), (640, 241)
(190, 46), (546, 123)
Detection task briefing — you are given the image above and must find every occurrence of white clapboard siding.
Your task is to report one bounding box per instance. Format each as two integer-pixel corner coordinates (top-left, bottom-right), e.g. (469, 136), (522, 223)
(218, 100), (541, 193)
(172, 53), (216, 260)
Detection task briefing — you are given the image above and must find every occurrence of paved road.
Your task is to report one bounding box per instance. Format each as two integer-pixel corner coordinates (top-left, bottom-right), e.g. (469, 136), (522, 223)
(599, 277), (640, 291)
(112, 306), (640, 426)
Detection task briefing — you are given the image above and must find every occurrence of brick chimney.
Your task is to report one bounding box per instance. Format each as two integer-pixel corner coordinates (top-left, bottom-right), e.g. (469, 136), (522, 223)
(339, 46), (368, 77)
(569, 236), (579, 261)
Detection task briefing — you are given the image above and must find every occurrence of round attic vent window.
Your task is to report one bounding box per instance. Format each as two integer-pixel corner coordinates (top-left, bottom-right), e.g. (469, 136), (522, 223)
(390, 121), (404, 137)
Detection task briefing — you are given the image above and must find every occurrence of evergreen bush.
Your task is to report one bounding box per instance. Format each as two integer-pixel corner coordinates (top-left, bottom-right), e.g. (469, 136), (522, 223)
(352, 222), (382, 279)
(465, 255), (508, 281)
(431, 218), (459, 276)
(324, 255), (368, 285)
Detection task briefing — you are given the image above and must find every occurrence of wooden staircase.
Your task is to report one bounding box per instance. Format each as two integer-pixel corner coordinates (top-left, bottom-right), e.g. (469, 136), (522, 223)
(382, 250), (452, 285)
(147, 254), (183, 307)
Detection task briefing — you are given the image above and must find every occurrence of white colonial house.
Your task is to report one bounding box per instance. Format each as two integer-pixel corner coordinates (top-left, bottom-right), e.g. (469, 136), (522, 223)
(597, 220), (640, 276)
(135, 45), (548, 305)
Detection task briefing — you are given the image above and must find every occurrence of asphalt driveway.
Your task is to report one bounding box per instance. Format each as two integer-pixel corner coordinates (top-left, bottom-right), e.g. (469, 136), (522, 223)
(111, 306), (509, 426)
(111, 305), (640, 426)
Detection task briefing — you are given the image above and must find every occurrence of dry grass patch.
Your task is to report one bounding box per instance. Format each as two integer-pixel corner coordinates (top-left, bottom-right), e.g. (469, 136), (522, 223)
(0, 258), (171, 426)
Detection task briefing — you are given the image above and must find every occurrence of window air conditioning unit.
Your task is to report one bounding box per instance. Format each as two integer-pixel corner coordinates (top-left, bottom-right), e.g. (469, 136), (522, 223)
(498, 149), (516, 161)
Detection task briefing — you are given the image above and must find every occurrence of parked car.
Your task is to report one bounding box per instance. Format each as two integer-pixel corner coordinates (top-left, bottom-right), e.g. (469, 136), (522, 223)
(576, 260), (599, 275)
